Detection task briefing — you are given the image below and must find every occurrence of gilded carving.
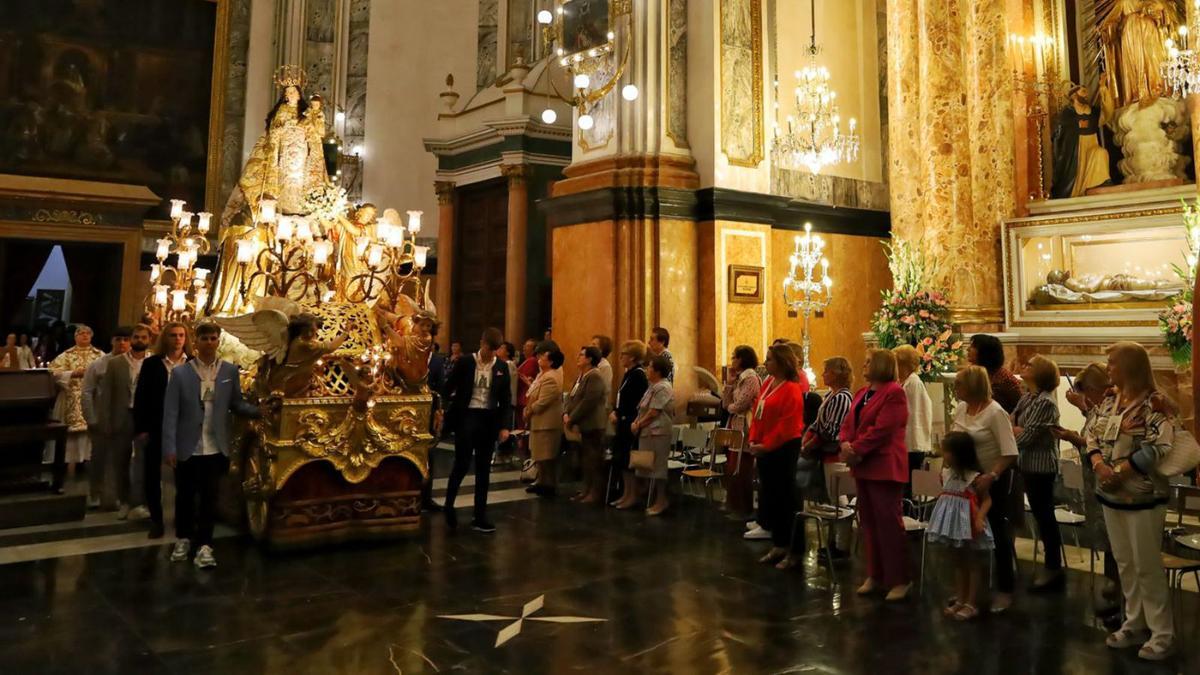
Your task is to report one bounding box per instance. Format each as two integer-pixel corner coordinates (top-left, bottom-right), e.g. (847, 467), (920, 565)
(32, 209), (97, 226)
(720, 0), (764, 167)
(294, 405), (430, 484)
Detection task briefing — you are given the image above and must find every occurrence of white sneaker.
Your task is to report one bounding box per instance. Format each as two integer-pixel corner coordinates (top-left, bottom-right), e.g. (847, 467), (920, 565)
(128, 505), (151, 521)
(170, 538), (191, 562)
(1137, 637), (1173, 661)
(1106, 628), (1147, 649)
(193, 545), (217, 570)
(116, 504), (130, 520)
(743, 526), (772, 540)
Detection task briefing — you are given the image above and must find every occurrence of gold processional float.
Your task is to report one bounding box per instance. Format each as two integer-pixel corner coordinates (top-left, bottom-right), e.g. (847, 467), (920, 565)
(145, 65), (437, 548)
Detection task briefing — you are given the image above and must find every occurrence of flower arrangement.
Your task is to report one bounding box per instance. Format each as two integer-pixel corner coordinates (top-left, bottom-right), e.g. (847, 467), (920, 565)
(870, 241), (964, 379)
(1157, 199), (1199, 367)
(304, 184), (349, 222)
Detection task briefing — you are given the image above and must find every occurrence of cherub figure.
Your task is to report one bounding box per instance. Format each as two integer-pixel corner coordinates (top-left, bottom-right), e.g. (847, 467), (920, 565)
(376, 290), (438, 389)
(216, 297), (347, 398)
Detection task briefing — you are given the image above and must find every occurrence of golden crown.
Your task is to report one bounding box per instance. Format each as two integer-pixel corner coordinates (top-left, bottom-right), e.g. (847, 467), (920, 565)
(274, 64), (306, 89)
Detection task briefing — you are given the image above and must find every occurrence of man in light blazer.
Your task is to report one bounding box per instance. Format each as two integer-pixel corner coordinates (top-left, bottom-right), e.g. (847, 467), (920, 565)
(162, 322), (260, 569)
(96, 325), (152, 520)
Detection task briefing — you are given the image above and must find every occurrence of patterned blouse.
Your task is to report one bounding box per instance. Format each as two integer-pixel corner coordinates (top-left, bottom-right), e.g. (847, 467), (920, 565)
(721, 369), (761, 432)
(1084, 390), (1175, 510)
(1013, 390), (1061, 475)
(990, 367), (1024, 414)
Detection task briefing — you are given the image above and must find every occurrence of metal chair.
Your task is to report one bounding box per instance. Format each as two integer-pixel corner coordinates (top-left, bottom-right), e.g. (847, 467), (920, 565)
(682, 428), (729, 502)
(791, 469), (857, 583)
(1055, 460), (1090, 564)
(905, 469), (942, 591)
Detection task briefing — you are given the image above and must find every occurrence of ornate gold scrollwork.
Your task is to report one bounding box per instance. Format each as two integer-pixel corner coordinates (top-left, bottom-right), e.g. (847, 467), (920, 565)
(294, 406), (430, 484)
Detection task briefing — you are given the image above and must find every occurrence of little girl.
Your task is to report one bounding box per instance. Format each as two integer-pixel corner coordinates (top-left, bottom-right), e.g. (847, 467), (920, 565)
(926, 431), (994, 621)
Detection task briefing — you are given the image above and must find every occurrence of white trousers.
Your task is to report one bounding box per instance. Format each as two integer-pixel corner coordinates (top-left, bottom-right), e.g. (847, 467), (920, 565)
(1102, 505), (1174, 643)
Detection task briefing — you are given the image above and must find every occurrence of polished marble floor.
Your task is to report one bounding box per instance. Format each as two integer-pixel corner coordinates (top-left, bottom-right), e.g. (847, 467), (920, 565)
(2, 479), (1198, 675)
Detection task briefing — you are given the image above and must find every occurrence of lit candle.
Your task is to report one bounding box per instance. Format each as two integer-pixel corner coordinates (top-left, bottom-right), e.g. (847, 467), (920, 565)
(355, 235), (370, 257)
(259, 198), (277, 223)
(414, 245), (429, 268)
(179, 211), (193, 229)
(376, 219), (393, 245)
(194, 268), (210, 286)
(407, 210), (423, 233)
(170, 200), (186, 220)
(156, 238), (170, 260)
(194, 288), (209, 311)
(367, 244), (384, 267)
(171, 290), (187, 312)
(313, 239), (332, 265)
(150, 264), (161, 282)
(197, 212), (212, 234)
(236, 238), (256, 264)
(295, 218), (313, 242)
(276, 216), (294, 241)
(154, 284), (169, 306)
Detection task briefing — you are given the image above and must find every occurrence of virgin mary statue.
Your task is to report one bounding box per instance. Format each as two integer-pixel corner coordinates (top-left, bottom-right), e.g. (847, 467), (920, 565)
(209, 65), (329, 315)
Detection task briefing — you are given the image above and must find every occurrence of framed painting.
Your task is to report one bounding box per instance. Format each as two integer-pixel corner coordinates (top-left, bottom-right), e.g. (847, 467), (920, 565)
(561, 0), (612, 58)
(729, 265), (764, 304)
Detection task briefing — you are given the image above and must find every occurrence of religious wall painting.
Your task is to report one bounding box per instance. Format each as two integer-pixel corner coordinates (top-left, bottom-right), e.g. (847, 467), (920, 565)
(0, 0), (219, 217)
(720, 0), (763, 167)
(477, 0), (500, 91)
(562, 0), (611, 57)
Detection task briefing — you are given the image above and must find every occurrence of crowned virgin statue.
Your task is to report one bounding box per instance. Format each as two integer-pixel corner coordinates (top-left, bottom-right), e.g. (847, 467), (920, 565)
(210, 65), (330, 315)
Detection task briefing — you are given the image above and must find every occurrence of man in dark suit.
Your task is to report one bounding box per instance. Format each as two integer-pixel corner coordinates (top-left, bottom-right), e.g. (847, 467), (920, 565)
(440, 327), (512, 533)
(133, 321), (191, 539)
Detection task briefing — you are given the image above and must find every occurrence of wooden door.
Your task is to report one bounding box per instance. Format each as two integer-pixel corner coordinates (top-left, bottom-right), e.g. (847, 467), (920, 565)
(452, 179), (508, 345)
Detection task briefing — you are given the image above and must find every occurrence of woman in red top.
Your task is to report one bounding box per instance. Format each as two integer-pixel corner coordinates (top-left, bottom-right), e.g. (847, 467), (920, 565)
(840, 348), (911, 600)
(749, 343), (810, 570)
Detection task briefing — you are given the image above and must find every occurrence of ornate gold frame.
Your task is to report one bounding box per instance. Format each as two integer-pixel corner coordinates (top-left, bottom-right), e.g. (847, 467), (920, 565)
(719, 0), (764, 168)
(1002, 205), (1185, 329)
(204, 0), (233, 215)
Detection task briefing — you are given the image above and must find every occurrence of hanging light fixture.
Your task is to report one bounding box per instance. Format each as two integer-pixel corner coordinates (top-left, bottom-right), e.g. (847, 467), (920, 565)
(1164, 8), (1200, 97)
(771, 0), (860, 175)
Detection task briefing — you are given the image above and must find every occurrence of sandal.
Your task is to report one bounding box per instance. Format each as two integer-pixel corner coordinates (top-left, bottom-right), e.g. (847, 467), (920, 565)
(775, 555), (800, 571)
(943, 601), (964, 617)
(952, 604), (979, 621)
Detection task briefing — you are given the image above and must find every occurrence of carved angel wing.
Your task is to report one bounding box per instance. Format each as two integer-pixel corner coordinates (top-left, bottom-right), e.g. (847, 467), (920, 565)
(254, 296), (302, 317)
(423, 282), (437, 317)
(215, 310), (290, 364)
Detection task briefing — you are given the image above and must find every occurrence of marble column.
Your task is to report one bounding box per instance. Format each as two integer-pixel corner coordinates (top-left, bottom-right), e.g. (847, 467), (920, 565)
(502, 164), (530, 342)
(435, 181), (456, 351)
(886, 0), (1015, 329)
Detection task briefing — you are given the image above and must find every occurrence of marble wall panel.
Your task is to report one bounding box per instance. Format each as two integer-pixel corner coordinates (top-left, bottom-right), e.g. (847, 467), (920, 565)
(477, 0), (499, 90)
(551, 221), (617, 384)
(345, 0), (370, 201)
(887, 0), (1015, 324)
(219, 0), (252, 214)
(720, 0), (762, 167)
(770, 229), (891, 383)
(657, 218), (700, 403)
(698, 222), (772, 372)
(667, 0), (689, 148)
(304, 0), (336, 97)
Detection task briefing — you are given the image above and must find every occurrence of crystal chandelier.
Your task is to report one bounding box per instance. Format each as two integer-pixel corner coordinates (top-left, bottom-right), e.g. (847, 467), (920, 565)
(1164, 10), (1200, 97)
(771, 0), (859, 175)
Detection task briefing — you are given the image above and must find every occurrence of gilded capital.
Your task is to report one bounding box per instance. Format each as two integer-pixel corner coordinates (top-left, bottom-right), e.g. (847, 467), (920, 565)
(434, 181), (455, 205)
(500, 163), (531, 186)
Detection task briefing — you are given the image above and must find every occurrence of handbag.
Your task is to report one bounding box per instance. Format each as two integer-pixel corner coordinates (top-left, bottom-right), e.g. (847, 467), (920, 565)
(630, 431), (656, 472)
(520, 458), (539, 483)
(1157, 425), (1200, 477)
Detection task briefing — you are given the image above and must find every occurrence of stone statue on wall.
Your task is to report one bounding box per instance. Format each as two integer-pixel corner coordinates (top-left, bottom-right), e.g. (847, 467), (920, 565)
(1051, 85), (1112, 198)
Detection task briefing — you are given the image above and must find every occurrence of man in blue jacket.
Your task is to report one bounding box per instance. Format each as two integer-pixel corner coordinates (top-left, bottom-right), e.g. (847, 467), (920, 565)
(162, 322), (260, 569)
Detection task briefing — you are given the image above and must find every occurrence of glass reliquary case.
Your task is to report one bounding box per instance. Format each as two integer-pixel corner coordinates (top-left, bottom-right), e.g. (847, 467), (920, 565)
(1002, 203), (1191, 333)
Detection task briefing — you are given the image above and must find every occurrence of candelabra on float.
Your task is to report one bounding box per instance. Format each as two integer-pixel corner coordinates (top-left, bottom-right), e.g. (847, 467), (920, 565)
(343, 209), (428, 304)
(1008, 33), (1056, 202)
(1164, 6), (1200, 97)
(781, 222), (833, 381)
(146, 199), (213, 323)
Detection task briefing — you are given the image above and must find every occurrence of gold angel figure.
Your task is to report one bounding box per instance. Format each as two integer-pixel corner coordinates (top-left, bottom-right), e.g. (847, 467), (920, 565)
(216, 297), (346, 398)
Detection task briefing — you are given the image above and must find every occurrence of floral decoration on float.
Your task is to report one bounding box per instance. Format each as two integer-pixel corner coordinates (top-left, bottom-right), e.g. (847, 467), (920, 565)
(870, 241), (964, 380)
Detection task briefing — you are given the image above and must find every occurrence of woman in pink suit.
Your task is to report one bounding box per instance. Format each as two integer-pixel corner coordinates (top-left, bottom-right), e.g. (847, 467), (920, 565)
(840, 348), (912, 601)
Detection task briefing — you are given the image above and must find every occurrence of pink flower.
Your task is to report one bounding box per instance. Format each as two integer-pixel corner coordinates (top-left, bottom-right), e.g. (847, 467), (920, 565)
(923, 337), (933, 346)
(902, 315), (917, 325)
(919, 309), (930, 318)
(1169, 319), (1179, 331)
(923, 353), (933, 361)
(1175, 304), (1188, 313)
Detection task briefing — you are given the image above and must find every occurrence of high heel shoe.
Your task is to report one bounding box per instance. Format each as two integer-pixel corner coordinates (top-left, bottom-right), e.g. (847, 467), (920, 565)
(759, 548), (787, 565)
(774, 555), (800, 571)
(885, 583), (912, 602)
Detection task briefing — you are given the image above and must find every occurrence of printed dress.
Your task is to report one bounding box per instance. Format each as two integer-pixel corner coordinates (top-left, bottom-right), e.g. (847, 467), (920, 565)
(926, 469), (994, 550)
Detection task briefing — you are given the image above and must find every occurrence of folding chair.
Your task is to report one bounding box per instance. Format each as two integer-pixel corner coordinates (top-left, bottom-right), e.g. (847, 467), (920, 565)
(682, 428), (724, 501)
(905, 469), (942, 591)
(791, 469), (857, 583)
(1055, 460), (1090, 564)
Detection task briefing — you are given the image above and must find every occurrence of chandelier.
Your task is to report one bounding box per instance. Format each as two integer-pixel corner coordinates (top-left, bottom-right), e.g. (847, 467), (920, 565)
(147, 199), (213, 323)
(782, 222), (833, 382)
(534, 0), (639, 130)
(1164, 13), (1200, 97)
(771, 0), (859, 174)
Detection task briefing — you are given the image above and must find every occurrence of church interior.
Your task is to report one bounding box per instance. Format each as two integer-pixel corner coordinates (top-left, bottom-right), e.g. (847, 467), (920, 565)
(3, 0), (1200, 672)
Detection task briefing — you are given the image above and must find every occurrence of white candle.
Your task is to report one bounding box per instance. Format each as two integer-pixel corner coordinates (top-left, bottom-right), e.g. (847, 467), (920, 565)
(367, 244), (384, 267)
(259, 198), (277, 223)
(150, 264), (161, 282)
(178, 211), (193, 229)
(154, 284), (169, 306)
(156, 238), (170, 260)
(236, 238), (256, 264)
(407, 210), (423, 233)
(194, 288), (209, 311)
(276, 216), (294, 241)
(313, 240), (332, 265)
(170, 200), (185, 220)
(197, 212), (212, 233)
(295, 218), (313, 242)
(355, 235), (370, 257)
(414, 245), (429, 268)
(171, 289), (187, 312)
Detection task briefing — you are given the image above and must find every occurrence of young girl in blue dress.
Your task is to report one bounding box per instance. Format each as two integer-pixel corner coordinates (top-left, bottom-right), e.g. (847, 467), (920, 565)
(926, 431), (994, 621)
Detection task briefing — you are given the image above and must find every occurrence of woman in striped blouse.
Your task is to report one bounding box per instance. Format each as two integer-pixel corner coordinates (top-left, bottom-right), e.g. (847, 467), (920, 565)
(1012, 355), (1064, 591)
(802, 356), (855, 560)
